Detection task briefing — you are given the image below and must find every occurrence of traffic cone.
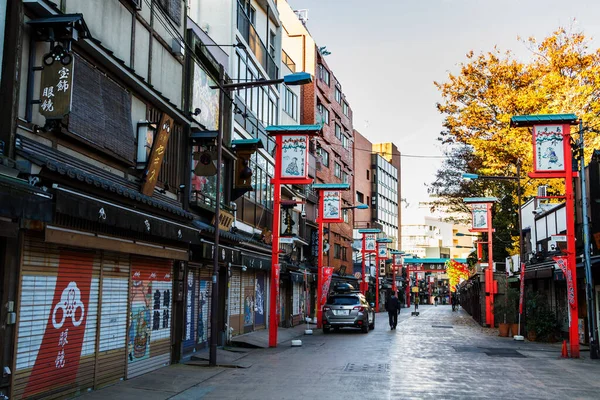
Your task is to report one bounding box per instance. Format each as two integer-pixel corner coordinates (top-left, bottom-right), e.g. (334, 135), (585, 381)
(561, 340), (569, 358)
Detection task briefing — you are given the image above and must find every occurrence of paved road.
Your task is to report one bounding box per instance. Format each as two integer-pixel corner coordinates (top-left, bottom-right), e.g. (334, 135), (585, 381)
(81, 305), (600, 400)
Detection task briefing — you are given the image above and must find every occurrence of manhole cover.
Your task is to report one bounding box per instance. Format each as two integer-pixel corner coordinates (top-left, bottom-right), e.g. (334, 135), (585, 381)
(432, 325), (454, 329)
(453, 346), (483, 353)
(343, 363), (390, 372)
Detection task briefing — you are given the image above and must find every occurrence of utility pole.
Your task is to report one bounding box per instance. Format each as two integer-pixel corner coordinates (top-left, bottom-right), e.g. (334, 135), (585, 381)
(579, 121), (599, 359)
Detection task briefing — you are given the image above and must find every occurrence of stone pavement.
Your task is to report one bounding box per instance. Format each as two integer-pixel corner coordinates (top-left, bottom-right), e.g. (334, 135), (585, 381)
(76, 305), (600, 400)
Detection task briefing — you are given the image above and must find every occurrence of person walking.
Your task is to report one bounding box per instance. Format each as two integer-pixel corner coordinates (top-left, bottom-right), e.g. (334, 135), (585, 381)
(385, 291), (400, 330)
(414, 295), (420, 312)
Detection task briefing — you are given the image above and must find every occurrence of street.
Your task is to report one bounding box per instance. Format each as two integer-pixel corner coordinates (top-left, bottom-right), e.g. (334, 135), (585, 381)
(80, 305), (600, 400)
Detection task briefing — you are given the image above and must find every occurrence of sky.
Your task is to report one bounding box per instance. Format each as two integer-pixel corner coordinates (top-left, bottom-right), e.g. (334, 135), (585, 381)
(286, 0), (600, 216)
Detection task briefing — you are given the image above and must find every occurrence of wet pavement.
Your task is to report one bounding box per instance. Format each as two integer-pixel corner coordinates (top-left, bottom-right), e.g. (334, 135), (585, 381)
(77, 305), (600, 399)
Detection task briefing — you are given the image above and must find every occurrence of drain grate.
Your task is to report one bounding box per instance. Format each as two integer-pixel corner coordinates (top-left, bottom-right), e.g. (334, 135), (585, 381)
(484, 348), (526, 358)
(343, 363), (390, 373)
(432, 325), (454, 329)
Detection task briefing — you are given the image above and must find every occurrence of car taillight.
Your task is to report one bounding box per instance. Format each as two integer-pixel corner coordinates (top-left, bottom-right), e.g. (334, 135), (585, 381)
(353, 306), (365, 312)
(323, 306), (331, 311)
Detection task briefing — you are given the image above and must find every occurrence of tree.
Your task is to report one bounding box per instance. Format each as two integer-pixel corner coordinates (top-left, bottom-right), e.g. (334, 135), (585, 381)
(432, 27), (600, 258)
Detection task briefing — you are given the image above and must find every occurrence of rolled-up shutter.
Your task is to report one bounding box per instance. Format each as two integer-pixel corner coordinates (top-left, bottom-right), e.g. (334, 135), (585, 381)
(127, 257), (173, 379)
(95, 252), (130, 388)
(13, 236), (100, 399)
(254, 271), (266, 328)
(242, 271), (254, 333)
(197, 267), (212, 348)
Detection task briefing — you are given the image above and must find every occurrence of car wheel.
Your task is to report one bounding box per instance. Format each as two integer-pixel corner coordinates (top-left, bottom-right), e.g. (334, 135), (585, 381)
(323, 327), (331, 334)
(361, 321), (369, 333)
(369, 313), (375, 330)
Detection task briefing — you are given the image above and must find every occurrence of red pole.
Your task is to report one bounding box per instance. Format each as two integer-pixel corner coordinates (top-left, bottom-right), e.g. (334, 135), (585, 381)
(316, 193), (324, 328)
(269, 136), (282, 348)
(406, 269), (411, 308)
(361, 233), (366, 294)
(392, 260), (397, 293)
(487, 203), (495, 328)
(564, 124), (580, 358)
(375, 243), (380, 312)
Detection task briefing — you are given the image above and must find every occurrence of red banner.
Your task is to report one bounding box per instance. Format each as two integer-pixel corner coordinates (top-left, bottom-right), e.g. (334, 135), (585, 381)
(554, 256), (576, 309)
(320, 267), (334, 308)
(25, 251), (94, 397)
(519, 262), (526, 314)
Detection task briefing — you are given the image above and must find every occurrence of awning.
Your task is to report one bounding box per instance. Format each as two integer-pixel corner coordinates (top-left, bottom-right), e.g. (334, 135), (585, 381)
(192, 220), (242, 243)
(0, 174), (53, 222)
(241, 251), (271, 271)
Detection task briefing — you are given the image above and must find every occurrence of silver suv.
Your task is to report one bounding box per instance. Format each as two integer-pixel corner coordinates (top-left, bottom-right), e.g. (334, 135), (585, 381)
(322, 292), (375, 334)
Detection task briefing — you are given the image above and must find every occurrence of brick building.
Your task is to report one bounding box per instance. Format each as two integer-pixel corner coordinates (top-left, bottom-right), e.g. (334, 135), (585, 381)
(301, 49), (355, 278)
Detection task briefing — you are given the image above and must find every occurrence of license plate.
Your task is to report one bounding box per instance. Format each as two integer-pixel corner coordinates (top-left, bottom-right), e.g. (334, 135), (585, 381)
(333, 310), (349, 315)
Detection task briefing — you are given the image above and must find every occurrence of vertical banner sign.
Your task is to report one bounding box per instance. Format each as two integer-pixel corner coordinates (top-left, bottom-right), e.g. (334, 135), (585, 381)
(471, 203), (488, 230)
(322, 190), (342, 222)
(533, 125), (566, 173)
(142, 113), (174, 196)
(273, 264), (281, 324)
(554, 256), (576, 309)
(365, 234), (376, 252)
(519, 263), (526, 314)
(320, 267), (334, 308)
(393, 254), (402, 266)
(24, 251), (94, 397)
(378, 243), (387, 258)
(39, 59), (74, 120)
(183, 271), (196, 349)
(280, 135), (308, 180)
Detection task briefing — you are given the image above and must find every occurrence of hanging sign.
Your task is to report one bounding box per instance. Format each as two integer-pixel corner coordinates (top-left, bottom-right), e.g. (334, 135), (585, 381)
(519, 262), (526, 314)
(470, 203), (489, 231)
(365, 234), (376, 252)
(554, 256), (576, 309)
(533, 125), (566, 174)
(393, 254), (403, 265)
(142, 113), (174, 196)
(39, 59), (74, 120)
(322, 190), (343, 223)
(377, 243), (387, 258)
(280, 135), (309, 181)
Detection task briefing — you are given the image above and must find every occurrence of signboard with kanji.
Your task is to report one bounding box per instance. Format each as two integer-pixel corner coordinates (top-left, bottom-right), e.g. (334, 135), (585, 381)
(365, 234), (376, 252)
(322, 190), (343, 223)
(470, 203), (490, 232)
(533, 125), (566, 173)
(280, 135), (309, 181)
(377, 243), (387, 258)
(39, 61), (74, 120)
(142, 113), (173, 196)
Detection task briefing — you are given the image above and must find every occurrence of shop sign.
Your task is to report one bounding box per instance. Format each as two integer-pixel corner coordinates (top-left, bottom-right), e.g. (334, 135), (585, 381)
(142, 113), (174, 196)
(280, 135), (309, 181)
(39, 60), (74, 120)
(533, 125), (566, 174)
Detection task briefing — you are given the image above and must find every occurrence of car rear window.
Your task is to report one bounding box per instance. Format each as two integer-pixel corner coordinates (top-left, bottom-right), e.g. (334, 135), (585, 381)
(328, 296), (360, 305)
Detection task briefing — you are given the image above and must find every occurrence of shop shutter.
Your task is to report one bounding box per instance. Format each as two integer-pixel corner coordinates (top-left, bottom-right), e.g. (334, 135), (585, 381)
(242, 271), (255, 333)
(254, 271), (266, 328)
(13, 236), (101, 400)
(197, 266), (212, 348)
(229, 269), (242, 336)
(95, 251), (130, 388)
(127, 257), (173, 379)
(183, 268), (197, 354)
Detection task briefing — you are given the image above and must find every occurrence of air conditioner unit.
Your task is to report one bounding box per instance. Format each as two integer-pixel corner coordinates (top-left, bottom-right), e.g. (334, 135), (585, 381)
(537, 185), (547, 197)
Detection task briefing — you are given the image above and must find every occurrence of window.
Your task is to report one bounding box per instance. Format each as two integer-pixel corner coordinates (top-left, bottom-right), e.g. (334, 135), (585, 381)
(319, 148), (330, 167)
(269, 30), (276, 59)
(334, 243), (341, 259)
(283, 86), (297, 120)
(244, 1), (256, 25)
(335, 123), (342, 140)
(335, 86), (342, 103)
(366, 169), (370, 180)
(334, 162), (342, 178)
(343, 101), (349, 116)
(341, 246), (348, 261)
(343, 209), (349, 224)
(356, 191), (364, 203)
(366, 196), (370, 207)
(341, 135), (350, 149)
(342, 171), (349, 184)
(318, 64), (330, 86)
(317, 103), (329, 125)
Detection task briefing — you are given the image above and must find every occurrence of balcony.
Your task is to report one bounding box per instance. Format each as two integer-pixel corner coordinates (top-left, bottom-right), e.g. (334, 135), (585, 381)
(237, 2), (279, 80)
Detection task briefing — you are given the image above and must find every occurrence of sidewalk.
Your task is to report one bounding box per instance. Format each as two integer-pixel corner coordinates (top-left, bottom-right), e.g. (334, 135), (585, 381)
(76, 323), (313, 399)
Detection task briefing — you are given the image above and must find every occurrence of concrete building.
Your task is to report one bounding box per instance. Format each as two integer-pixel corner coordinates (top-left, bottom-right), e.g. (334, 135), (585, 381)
(402, 216), (476, 259)
(372, 142), (402, 250)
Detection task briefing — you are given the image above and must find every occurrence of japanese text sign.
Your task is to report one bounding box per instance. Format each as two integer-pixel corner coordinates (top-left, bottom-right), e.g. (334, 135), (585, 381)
(280, 135), (308, 180)
(39, 61), (74, 120)
(322, 190), (342, 222)
(142, 113), (174, 196)
(533, 125), (566, 174)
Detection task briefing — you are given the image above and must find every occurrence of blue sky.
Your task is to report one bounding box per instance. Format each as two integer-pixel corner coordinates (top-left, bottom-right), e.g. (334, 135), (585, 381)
(287, 0), (600, 209)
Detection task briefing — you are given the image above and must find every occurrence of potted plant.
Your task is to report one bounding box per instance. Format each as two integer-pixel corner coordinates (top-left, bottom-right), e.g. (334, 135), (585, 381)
(494, 301), (511, 337)
(525, 291), (558, 342)
(495, 287), (519, 337)
(505, 287), (520, 336)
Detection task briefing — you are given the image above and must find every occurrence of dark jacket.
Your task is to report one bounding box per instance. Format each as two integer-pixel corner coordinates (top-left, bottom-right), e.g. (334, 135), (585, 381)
(385, 296), (400, 314)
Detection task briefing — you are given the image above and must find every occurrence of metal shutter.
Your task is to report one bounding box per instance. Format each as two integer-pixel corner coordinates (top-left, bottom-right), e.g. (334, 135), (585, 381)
(254, 271), (266, 328)
(127, 257), (173, 379)
(13, 236), (100, 399)
(95, 251), (130, 388)
(229, 269), (242, 336)
(197, 266), (212, 348)
(242, 271), (254, 333)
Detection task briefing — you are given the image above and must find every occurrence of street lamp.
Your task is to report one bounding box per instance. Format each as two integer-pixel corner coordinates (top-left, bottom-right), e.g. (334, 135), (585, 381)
(209, 70), (314, 362)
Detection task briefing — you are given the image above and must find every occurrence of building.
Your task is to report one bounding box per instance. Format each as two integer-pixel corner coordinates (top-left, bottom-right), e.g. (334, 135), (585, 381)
(372, 142), (402, 249)
(371, 153), (399, 250)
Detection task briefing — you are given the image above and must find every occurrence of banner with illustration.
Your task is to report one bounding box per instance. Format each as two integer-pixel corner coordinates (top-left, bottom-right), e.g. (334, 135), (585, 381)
(255, 273), (265, 326)
(470, 203), (489, 231)
(322, 190), (342, 222)
(280, 135), (308, 179)
(365, 234), (376, 252)
(533, 125), (565, 173)
(320, 267), (334, 308)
